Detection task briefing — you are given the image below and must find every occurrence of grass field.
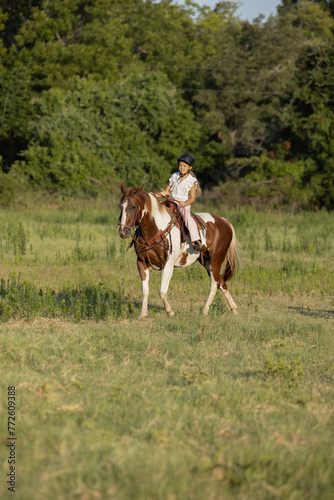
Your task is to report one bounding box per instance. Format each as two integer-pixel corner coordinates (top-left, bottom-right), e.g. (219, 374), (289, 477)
(0, 196), (333, 500)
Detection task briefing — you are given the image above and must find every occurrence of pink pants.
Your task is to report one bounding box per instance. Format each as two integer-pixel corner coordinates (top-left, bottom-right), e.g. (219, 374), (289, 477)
(174, 201), (200, 242)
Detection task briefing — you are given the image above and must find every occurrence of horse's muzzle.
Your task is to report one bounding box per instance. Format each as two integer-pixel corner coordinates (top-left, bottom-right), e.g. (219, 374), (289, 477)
(118, 226), (131, 239)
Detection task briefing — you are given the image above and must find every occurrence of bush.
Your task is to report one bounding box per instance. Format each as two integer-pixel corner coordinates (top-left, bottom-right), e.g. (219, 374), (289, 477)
(0, 273), (134, 322)
(0, 171), (17, 207)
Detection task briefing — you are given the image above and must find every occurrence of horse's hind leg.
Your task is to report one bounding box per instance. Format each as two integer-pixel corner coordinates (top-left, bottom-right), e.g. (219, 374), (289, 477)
(219, 278), (238, 315)
(202, 261), (237, 315)
(203, 261), (219, 315)
(203, 273), (219, 315)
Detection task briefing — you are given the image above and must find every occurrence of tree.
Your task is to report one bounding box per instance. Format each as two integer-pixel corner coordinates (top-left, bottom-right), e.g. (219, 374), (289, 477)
(16, 73), (202, 192)
(0, 8), (37, 170)
(0, 0), (42, 48)
(1, 0), (205, 172)
(193, 11), (305, 184)
(1, 0), (333, 207)
(282, 42), (334, 207)
(279, 0), (334, 19)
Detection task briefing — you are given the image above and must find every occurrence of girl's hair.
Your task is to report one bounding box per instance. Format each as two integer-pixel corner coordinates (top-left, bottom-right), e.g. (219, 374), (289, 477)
(189, 170), (202, 196)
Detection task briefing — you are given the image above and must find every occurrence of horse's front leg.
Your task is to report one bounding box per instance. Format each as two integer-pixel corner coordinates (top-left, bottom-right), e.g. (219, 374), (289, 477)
(204, 273), (219, 315)
(160, 262), (175, 317)
(137, 261), (149, 319)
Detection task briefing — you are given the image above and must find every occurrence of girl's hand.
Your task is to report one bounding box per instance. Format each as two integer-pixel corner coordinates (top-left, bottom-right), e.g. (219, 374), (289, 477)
(179, 201), (186, 207)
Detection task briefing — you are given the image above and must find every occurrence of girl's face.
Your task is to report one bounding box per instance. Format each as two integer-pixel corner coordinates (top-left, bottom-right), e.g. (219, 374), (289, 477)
(178, 161), (192, 176)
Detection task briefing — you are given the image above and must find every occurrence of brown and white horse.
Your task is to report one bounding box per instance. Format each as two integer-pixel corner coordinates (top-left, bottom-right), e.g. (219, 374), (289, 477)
(118, 184), (239, 318)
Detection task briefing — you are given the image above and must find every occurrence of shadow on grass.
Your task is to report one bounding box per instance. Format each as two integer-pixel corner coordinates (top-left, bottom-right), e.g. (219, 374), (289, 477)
(231, 370), (263, 380)
(126, 298), (166, 314)
(288, 306), (334, 319)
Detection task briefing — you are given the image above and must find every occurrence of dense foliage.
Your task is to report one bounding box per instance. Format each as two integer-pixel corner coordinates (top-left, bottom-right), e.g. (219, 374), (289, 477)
(0, 0), (333, 207)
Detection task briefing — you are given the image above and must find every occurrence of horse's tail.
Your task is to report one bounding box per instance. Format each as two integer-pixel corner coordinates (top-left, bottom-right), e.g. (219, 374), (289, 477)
(222, 223), (239, 283)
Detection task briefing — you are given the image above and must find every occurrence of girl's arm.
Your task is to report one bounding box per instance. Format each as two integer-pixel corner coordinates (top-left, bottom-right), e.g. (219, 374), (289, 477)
(179, 184), (196, 207)
(151, 186), (170, 198)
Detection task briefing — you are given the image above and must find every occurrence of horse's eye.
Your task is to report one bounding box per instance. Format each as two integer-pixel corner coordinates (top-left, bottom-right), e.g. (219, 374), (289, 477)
(130, 206), (136, 211)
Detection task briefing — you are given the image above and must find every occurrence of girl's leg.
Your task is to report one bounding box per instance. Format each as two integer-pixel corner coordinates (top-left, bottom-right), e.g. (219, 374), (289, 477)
(178, 204), (201, 243)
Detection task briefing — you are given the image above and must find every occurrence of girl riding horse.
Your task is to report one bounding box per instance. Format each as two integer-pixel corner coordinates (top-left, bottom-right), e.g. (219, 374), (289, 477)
(151, 153), (205, 252)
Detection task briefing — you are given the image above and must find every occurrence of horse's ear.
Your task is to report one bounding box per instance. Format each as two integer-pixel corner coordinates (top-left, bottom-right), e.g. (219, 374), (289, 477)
(137, 184), (144, 194)
(120, 184), (127, 194)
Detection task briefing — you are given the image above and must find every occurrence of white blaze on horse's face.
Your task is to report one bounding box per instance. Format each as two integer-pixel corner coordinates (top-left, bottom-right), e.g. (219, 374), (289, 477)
(119, 196), (143, 238)
(119, 200), (129, 228)
(118, 199), (135, 239)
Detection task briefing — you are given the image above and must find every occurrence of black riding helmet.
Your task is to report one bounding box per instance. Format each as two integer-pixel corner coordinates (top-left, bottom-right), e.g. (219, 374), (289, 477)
(177, 153), (195, 167)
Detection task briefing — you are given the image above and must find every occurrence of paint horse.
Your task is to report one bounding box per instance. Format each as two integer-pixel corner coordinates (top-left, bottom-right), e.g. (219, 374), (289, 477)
(118, 184), (239, 318)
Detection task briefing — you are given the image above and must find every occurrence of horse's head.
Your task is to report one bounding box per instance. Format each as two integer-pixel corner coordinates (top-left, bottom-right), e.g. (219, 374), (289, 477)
(118, 184), (144, 239)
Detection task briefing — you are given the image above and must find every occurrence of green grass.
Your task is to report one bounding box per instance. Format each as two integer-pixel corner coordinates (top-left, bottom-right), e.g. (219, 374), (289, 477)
(0, 199), (333, 500)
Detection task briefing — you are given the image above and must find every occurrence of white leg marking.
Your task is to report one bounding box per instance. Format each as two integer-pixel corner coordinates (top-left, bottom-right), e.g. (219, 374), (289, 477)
(203, 273), (218, 316)
(139, 268), (149, 319)
(219, 285), (238, 315)
(160, 263), (175, 317)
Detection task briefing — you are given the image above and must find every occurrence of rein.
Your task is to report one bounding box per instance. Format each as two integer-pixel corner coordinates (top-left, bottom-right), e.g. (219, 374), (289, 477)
(133, 209), (182, 271)
(134, 208), (181, 250)
(125, 198), (182, 270)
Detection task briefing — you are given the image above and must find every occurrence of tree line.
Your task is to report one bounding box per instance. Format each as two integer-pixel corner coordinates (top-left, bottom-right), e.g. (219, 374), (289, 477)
(0, 0), (333, 208)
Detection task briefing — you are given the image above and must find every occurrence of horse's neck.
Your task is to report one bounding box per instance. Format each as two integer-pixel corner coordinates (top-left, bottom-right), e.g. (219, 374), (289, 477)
(140, 195), (171, 238)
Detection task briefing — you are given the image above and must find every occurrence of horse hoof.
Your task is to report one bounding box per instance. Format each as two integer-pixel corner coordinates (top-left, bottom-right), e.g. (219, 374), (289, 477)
(203, 308), (209, 316)
(167, 310), (175, 318)
(138, 313), (148, 320)
(231, 308), (238, 315)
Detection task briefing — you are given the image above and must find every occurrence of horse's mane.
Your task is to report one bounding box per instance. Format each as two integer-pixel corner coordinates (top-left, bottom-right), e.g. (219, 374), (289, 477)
(148, 193), (166, 215)
(127, 189), (166, 217)
(124, 187), (166, 215)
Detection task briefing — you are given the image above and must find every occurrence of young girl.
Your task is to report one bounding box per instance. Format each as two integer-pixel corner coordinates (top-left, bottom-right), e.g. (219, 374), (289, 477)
(151, 153), (205, 252)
